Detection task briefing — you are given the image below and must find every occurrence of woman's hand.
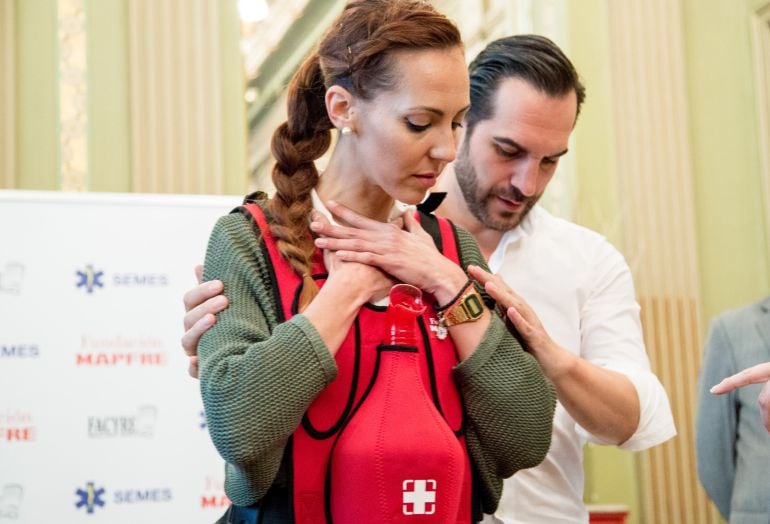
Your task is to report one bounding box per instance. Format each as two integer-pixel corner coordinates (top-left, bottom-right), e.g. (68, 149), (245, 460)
(311, 201), (466, 305)
(312, 210), (394, 304)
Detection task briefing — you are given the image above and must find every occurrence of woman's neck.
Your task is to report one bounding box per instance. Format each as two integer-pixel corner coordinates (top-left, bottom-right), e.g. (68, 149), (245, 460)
(316, 149), (394, 223)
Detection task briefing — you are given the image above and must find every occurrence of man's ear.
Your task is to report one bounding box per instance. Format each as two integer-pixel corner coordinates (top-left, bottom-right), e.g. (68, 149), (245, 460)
(326, 85), (357, 132)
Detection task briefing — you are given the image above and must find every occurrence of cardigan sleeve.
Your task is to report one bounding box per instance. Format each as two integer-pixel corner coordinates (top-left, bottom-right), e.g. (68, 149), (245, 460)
(198, 212), (338, 505)
(451, 225), (556, 514)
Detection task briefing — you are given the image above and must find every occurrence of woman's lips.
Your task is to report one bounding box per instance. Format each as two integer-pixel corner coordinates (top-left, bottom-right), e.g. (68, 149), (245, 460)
(412, 173), (438, 188)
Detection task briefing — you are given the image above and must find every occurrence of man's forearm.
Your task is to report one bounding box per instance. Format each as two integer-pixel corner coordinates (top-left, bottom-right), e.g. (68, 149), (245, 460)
(550, 355), (640, 444)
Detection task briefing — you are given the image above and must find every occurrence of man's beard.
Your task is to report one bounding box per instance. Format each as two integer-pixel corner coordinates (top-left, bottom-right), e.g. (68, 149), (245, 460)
(454, 148), (539, 232)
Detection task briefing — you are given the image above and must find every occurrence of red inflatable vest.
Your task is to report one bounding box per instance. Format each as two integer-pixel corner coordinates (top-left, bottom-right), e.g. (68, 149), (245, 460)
(244, 203), (474, 523)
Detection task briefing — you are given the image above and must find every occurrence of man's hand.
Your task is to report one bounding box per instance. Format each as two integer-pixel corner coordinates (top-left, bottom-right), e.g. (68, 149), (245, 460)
(467, 264), (576, 378)
(182, 265), (228, 378)
(467, 264), (640, 444)
(711, 361), (770, 433)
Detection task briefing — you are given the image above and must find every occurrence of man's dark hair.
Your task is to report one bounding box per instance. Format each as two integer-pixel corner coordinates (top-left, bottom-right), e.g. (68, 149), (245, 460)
(465, 34), (586, 133)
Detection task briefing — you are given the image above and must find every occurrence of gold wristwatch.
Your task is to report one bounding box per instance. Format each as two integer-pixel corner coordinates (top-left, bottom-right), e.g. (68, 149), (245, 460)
(437, 281), (485, 327)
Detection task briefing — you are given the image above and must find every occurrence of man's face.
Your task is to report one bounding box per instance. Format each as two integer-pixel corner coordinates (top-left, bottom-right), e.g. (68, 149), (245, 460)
(454, 77), (577, 231)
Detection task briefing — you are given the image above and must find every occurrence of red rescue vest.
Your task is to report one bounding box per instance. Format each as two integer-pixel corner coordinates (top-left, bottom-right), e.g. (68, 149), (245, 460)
(244, 203), (475, 523)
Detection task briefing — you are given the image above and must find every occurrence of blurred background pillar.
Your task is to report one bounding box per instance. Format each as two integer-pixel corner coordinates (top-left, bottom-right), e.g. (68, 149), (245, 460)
(0, 0), (15, 188)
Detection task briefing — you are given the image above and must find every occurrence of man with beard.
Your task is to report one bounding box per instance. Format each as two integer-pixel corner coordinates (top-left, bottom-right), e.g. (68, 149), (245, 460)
(182, 35), (676, 523)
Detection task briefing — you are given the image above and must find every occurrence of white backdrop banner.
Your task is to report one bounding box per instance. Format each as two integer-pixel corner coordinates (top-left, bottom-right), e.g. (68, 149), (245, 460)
(0, 190), (244, 523)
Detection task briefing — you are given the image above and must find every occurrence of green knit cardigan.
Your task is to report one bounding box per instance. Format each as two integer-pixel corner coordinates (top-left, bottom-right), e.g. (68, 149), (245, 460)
(198, 204), (555, 516)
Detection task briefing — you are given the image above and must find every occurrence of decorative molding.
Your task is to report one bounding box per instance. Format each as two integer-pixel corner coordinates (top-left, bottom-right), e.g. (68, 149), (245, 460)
(58, 0), (88, 191)
(128, 0), (224, 193)
(606, 0), (716, 522)
(1, 0), (16, 188)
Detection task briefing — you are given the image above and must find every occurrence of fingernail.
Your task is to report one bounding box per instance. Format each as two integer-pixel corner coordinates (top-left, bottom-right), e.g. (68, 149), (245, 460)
(206, 280), (222, 292)
(709, 385), (717, 393)
(310, 222), (322, 231)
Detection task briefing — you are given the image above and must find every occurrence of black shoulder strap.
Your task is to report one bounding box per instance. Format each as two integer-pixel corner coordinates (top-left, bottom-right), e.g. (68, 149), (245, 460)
(417, 209), (443, 253)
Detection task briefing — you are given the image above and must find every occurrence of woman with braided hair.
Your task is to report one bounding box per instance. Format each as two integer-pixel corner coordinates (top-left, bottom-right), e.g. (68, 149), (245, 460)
(199, 1), (555, 522)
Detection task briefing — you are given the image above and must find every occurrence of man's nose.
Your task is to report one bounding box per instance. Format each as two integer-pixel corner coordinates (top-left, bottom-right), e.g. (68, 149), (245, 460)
(510, 158), (539, 197)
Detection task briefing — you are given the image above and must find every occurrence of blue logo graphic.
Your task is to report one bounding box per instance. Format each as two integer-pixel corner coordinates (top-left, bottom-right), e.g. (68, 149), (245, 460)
(75, 482), (106, 513)
(199, 409), (207, 430)
(75, 265), (105, 294)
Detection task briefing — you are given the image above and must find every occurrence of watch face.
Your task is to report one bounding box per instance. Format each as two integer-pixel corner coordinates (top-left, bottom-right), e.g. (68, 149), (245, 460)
(463, 292), (484, 318)
(444, 289), (484, 326)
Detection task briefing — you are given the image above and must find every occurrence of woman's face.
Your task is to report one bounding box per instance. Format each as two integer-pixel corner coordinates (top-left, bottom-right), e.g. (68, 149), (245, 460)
(350, 47), (470, 205)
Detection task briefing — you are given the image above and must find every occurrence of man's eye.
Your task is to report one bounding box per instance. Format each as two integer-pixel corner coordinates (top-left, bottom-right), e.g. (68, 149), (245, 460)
(494, 144), (517, 158)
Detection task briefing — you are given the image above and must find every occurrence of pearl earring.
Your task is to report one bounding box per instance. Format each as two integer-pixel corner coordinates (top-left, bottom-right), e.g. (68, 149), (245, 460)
(341, 126), (352, 135)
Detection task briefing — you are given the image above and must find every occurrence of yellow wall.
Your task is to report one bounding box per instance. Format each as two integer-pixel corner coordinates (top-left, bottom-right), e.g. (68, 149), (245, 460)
(570, 0), (769, 523)
(10, 0), (247, 193)
(15, 0), (59, 189)
(684, 0), (770, 321)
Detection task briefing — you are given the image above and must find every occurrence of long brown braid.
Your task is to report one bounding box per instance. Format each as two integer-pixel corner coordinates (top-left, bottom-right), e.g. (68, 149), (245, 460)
(267, 0), (462, 311)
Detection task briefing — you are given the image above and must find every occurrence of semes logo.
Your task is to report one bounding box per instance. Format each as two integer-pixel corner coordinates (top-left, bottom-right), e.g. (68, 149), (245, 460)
(75, 265), (104, 294)
(0, 484), (23, 520)
(0, 262), (24, 295)
(113, 488), (173, 505)
(75, 482), (107, 514)
(88, 405), (158, 438)
(75, 483), (173, 513)
(0, 344), (39, 359)
(0, 410), (36, 443)
(75, 265), (169, 294)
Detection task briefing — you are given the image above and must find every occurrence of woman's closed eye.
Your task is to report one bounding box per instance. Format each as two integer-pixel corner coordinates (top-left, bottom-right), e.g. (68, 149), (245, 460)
(405, 118), (431, 133)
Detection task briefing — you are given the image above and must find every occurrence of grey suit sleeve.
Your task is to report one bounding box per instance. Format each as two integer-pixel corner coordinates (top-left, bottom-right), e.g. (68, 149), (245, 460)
(695, 317), (737, 520)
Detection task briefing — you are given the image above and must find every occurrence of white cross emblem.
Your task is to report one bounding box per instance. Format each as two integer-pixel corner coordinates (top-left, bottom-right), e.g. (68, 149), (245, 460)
(402, 479), (436, 515)
(428, 318), (448, 340)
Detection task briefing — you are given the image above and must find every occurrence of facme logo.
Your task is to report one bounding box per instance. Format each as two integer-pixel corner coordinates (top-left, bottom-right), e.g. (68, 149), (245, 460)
(0, 262), (24, 295)
(88, 405), (158, 438)
(0, 483), (23, 519)
(201, 475), (230, 509)
(0, 410), (36, 442)
(402, 479), (436, 515)
(75, 265), (105, 294)
(75, 482), (106, 514)
(199, 409), (207, 430)
(76, 334), (166, 367)
(0, 344), (40, 359)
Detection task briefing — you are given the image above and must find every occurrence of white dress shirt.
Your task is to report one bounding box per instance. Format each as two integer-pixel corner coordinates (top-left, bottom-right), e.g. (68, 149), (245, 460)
(483, 205), (676, 524)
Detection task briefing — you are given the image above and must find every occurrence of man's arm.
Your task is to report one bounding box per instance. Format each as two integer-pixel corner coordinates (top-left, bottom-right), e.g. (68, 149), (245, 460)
(181, 264), (228, 378)
(468, 264), (639, 444)
(695, 318), (738, 519)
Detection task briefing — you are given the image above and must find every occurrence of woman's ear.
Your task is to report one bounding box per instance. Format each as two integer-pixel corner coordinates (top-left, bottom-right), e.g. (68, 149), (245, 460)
(326, 85), (357, 133)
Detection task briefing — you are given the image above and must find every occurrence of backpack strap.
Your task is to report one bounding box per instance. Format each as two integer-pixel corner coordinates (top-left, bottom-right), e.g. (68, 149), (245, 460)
(416, 209), (461, 266)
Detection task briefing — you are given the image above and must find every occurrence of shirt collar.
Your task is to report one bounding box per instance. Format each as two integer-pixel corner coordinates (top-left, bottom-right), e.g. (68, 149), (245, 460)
(487, 205), (542, 273)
